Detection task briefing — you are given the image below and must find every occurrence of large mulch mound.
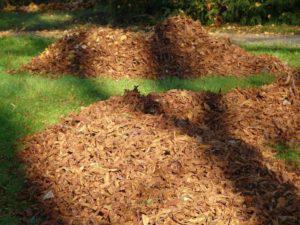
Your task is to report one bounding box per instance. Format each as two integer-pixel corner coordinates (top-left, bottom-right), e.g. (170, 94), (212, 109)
(20, 16), (291, 79)
(20, 78), (300, 225)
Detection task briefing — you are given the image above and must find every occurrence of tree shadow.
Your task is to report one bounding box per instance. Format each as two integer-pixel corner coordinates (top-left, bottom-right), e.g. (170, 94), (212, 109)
(0, 3), (160, 32)
(121, 84), (300, 224)
(190, 92), (300, 224)
(0, 90), (62, 224)
(0, 40), (110, 224)
(137, 22), (300, 224)
(0, 108), (26, 224)
(2, 11), (300, 223)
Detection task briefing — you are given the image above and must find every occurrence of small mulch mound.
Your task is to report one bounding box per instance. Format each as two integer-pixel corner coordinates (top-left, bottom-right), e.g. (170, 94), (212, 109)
(20, 78), (300, 224)
(19, 16), (291, 79)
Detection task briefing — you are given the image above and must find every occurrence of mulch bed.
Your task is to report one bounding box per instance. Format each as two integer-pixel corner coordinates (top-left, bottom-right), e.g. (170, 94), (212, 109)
(19, 76), (300, 225)
(19, 16), (292, 79)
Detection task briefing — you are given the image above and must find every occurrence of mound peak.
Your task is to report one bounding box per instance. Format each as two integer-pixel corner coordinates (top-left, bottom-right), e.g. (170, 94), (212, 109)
(20, 16), (291, 78)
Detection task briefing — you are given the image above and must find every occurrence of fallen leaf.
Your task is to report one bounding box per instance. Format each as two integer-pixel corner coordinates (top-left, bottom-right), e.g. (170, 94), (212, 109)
(142, 214), (150, 225)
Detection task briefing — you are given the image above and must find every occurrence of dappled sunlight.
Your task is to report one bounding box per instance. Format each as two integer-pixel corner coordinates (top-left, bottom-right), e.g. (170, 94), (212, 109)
(19, 79), (300, 224)
(0, 8), (299, 224)
(38, 13), (73, 23)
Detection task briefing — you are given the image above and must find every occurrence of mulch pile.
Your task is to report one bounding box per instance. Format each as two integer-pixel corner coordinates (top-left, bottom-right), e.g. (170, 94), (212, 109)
(20, 16), (292, 79)
(20, 77), (300, 224)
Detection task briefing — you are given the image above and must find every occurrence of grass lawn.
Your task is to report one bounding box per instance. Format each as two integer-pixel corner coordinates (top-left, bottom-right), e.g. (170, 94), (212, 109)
(1, 7), (300, 34)
(0, 4), (158, 32)
(241, 44), (300, 68)
(208, 23), (300, 35)
(0, 7), (107, 31)
(0, 34), (299, 224)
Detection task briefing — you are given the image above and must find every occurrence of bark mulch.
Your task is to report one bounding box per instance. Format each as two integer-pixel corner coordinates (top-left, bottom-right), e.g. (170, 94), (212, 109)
(19, 16), (292, 79)
(19, 76), (300, 225)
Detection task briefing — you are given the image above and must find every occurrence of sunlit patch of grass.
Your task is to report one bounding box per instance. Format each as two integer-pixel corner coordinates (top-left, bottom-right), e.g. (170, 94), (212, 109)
(38, 13), (73, 23)
(239, 44), (300, 68)
(208, 23), (300, 35)
(0, 36), (54, 71)
(0, 73), (276, 133)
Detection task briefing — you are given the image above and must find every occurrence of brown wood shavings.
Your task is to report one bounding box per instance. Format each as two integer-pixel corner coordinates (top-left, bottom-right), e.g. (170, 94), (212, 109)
(19, 16), (292, 79)
(19, 80), (300, 224)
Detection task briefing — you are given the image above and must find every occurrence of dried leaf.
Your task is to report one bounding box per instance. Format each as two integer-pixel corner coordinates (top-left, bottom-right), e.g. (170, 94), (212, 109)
(43, 190), (55, 200)
(142, 214), (150, 225)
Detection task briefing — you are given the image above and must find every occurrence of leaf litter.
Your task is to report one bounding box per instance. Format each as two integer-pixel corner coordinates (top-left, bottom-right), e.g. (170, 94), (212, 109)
(19, 74), (300, 224)
(19, 16), (293, 79)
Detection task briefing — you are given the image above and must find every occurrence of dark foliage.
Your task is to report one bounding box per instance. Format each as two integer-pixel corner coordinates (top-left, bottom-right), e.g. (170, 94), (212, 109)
(1, 0), (299, 25)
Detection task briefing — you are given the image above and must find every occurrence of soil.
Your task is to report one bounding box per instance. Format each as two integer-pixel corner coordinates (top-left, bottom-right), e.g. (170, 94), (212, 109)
(19, 16), (292, 79)
(19, 76), (300, 225)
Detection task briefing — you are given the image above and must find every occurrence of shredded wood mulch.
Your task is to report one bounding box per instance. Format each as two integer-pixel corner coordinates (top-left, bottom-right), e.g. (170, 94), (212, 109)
(19, 16), (292, 79)
(19, 76), (300, 225)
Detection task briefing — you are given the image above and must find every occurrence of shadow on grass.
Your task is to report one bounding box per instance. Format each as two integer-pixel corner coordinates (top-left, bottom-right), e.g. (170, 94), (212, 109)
(0, 22), (295, 223)
(0, 73), (111, 224)
(0, 79), (62, 224)
(0, 108), (67, 224)
(0, 4), (159, 32)
(0, 11), (77, 31)
(0, 108), (27, 225)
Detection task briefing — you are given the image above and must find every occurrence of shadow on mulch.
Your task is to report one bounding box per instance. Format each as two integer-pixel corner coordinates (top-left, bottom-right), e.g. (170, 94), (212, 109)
(122, 85), (300, 224)
(20, 16), (292, 80)
(178, 93), (300, 224)
(130, 17), (300, 223)
(6, 13), (300, 224)
(0, 107), (61, 224)
(0, 78), (110, 224)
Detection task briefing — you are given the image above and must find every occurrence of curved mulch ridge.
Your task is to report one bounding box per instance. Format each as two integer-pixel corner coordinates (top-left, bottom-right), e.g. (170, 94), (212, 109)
(20, 16), (292, 79)
(20, 79), (299, 224)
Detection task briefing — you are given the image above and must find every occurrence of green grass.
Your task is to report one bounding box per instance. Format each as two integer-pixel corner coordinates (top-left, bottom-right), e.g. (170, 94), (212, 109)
(207, 11), (300, 35)
(0, 6), (109, 31)
(2, 6), (299, 33)
(0, 11), (72, 31)
(209, 23), (300, 35)
(240, 44), (300, 68)
(0, 34), (299, 224)
(0, 3), (154, 32)
(274, 144), (300, 168)
(258, 23), (300, 34)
